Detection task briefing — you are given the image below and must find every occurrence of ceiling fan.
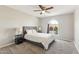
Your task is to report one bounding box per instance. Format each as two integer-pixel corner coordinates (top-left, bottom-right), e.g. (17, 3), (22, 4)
(34, 5), (54, 15)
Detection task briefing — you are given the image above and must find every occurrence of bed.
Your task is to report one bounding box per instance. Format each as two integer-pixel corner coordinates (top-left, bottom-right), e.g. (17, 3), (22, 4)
(23, 26), (55, 50)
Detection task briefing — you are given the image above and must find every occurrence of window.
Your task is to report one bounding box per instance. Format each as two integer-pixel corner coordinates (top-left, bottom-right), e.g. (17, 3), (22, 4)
(47, 20), (59, 34)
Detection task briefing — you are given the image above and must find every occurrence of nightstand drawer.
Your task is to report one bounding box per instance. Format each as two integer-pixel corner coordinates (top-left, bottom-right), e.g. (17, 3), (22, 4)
(15, 34), (24, 44)
(15, 37), (24, 44)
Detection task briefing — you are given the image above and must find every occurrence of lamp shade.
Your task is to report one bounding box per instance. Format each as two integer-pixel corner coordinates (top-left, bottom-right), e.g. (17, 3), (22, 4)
(15, 27), (22, 35)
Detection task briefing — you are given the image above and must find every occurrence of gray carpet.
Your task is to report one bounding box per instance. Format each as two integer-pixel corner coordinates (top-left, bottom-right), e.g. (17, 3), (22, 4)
(0, 39), (78, 54)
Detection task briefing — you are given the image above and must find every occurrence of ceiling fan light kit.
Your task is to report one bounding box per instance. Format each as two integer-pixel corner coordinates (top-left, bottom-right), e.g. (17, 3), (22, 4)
(41, 10), (45, 13)
(34, 5), (54, 15)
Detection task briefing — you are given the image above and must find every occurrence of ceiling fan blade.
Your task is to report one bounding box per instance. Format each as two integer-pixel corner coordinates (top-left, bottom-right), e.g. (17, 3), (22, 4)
(34, 10), (41, 11)
(39, 5), (45, 10)
(46, 7), (53, 10)
(45, 11), (50, 13)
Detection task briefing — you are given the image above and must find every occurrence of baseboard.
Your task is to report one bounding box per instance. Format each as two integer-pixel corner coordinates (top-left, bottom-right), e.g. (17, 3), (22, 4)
(0, 42), (14, 48)
(74, 41), (79, 53)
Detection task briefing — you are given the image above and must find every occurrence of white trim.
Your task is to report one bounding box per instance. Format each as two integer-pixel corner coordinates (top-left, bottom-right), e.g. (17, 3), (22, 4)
(74, 41), (79, 53)
(0, 42), (14, 48)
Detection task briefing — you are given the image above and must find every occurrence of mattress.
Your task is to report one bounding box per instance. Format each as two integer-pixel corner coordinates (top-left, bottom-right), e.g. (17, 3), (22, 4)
(24, 33), (55, 50)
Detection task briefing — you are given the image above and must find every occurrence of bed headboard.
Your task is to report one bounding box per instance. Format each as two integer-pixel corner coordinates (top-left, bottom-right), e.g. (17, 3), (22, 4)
(23, 26), (37, 31)
(22, 26), (37, 37)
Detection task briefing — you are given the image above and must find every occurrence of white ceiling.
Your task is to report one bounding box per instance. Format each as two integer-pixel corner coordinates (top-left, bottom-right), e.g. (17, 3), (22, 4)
(7, 5), (76, 18)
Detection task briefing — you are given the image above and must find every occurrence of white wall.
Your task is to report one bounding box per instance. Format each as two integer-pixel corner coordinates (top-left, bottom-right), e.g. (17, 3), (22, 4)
(74, 7), (79, 52)
(0, 28), (16, 47)
(0, 6), (39, 28)
(39, 13), (74, 41)
(0, 6), (39, 47)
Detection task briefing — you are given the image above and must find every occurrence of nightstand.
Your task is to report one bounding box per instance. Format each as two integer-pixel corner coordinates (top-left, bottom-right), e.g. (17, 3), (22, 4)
(15, 34), (24, 44)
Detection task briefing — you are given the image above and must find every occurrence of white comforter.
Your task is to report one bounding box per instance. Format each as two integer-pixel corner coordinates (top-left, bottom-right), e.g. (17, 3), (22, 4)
(24, 33), (55, 50)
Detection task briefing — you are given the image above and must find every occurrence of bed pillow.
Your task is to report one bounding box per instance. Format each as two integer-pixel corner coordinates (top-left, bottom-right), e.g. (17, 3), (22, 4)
(32, 29), (37, 33)
(26, 30), (33, 34)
